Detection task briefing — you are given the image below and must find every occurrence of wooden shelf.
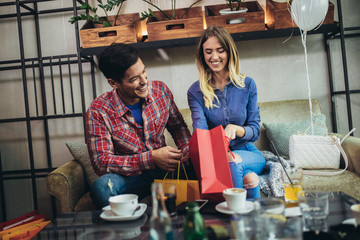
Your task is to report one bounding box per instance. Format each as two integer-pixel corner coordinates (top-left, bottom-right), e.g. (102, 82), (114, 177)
(80, 23), (339, 56)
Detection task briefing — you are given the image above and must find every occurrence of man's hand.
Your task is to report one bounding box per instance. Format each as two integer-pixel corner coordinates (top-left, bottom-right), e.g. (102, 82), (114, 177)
(152, 146), (182, 172)
(224, 124), (245, 140)
(180, 145), (190, 166)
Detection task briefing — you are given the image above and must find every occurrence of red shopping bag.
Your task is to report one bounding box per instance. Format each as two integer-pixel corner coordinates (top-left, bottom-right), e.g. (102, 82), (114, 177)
(189, 125), (233, 202)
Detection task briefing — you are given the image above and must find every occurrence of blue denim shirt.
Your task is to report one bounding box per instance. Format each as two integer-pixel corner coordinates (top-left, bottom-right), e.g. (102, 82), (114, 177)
(187, 76), (261, 150)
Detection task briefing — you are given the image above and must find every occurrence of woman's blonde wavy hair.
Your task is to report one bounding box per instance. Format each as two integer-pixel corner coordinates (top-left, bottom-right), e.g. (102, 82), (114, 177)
(195, 25), (245, 108)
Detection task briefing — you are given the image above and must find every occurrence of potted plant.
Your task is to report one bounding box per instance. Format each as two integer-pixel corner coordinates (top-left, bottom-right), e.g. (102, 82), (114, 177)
(69, 0), (142, 48)
(219, 0), (248, 16)
(204, 1), (265, 33)
(139, 0), (204, 41)
(218, 0), (248, 24)
(139, 0), (202, 21)
(69, 0), (127, 27)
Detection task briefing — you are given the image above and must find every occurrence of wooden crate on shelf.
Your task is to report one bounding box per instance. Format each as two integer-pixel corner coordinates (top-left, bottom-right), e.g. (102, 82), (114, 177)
(145, 7), (204, 42)
(79, 13), (142, 48)
(265, 0), (334, 30)
(204, 1), (265, 34)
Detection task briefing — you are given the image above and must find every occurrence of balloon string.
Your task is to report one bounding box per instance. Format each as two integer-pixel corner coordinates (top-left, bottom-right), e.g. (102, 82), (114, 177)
(300, 30), (314, 135)
(282, 2), (294, 44)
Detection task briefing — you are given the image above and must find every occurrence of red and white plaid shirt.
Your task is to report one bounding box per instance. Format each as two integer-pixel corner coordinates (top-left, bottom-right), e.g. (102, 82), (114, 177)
(86, 81), (191, 176)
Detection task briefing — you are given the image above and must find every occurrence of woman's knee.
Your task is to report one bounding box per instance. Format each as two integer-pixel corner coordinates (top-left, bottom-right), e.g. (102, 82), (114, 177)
(243, 172), (259, 188)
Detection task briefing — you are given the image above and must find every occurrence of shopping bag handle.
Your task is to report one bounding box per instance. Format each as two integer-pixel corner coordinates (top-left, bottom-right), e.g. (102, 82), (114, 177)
(163, 161), (189, 182)
(225, 136), (235, 159)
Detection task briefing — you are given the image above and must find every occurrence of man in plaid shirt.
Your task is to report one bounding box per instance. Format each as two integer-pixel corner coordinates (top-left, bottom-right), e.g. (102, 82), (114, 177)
(86, 43), (191, 208)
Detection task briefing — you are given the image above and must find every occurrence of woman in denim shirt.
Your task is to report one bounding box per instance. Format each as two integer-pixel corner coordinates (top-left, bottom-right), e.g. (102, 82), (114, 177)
(187, 26), (265, 199)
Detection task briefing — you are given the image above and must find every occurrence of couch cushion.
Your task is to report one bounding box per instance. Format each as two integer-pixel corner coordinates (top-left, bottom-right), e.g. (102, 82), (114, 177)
(263, 114), (327, 157)
(304, 170), (360, 201)
(66, 142), (99, 187)
(74, 192), (96, 212)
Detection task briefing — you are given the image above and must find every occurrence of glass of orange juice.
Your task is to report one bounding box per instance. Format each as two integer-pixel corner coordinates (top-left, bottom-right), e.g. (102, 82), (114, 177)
(282, 168), (303, 203)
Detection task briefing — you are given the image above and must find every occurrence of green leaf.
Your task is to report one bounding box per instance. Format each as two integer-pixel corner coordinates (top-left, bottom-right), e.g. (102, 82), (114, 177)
(139, 8), (156, 21)
(103, 21), (112, 27)
(69, 16), (78, 24)
(79, 14), (88, 20)
(94, 15), (101, 23)
(80, 3), (89, 9)
(103, 4), (112, 11)
(149, 8), (155, 16)
(69, 0), (126, 25)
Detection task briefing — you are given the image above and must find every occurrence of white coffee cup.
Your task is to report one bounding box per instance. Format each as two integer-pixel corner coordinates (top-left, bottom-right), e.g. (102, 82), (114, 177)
(223, 188), (247, 211)
(351, 204), (360, 226)
(109, 194), (138, 216)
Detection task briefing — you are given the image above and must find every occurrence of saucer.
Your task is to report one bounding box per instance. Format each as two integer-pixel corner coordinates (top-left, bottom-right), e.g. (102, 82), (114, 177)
(215, 201), (254, 215)
(100, 203), (147, 221)
(342, 218), (357, 226)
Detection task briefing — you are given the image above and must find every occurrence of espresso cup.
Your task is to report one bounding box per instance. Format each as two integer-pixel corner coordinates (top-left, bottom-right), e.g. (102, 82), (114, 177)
(109, 194), (138, 216)
(223, 188), (247, 211)
(351, 204), (360, 226)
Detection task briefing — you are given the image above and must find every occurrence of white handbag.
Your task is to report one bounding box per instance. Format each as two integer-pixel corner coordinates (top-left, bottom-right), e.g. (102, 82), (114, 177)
(289, 125), (355, 176)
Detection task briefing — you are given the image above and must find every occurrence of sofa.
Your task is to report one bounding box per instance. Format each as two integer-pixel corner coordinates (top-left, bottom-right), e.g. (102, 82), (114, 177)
(46, 99), (360, 213)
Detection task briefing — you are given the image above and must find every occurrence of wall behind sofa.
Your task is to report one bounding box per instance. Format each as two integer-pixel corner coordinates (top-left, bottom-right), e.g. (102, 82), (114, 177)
(0, 0), (358, 220)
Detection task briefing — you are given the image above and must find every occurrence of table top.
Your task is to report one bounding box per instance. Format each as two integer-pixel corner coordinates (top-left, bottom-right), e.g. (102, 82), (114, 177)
(38, 192), (358, 240)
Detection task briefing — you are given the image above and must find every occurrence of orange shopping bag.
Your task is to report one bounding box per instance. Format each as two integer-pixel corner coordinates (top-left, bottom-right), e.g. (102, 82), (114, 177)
(189, 125), (233, 202)
(154, 162), (201, 206)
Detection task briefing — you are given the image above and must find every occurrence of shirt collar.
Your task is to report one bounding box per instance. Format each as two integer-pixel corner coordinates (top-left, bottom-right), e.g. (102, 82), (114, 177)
(213, 80), (232, 91)
(111, 89), (127, 117)
(112, 82), (154, 117)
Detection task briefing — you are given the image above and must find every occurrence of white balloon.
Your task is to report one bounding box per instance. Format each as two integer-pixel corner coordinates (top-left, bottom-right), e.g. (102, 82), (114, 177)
(291, 0), (329, 31)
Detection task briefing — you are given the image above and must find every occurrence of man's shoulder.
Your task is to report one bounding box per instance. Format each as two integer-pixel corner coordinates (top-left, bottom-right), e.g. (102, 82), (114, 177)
(148, 80), (171, 96)
(149, 80), (167, 90)
(88, 90), (115, 112)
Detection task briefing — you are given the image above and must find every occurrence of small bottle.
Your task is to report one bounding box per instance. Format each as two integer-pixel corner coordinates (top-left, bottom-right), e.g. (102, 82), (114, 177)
(183, 202), (208, 240)
(149, 183), (173, 240)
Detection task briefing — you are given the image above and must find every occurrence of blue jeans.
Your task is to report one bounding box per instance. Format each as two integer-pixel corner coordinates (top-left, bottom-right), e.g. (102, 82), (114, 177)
(91, 168), (166, 209)
(229, 143), (265, 199)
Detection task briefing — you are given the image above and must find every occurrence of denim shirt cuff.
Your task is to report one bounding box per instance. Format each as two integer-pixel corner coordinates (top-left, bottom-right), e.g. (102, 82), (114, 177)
(242, 126), (253, 141)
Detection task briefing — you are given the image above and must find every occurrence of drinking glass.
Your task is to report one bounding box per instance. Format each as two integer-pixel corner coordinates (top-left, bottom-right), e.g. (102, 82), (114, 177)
(162, 182), (177, 217)
(231, 209), (257, 240)
(297, 190), (329, 232)
(254, 197), (286, 239)
(351, 204), (360, 226)
(276, 217), (303, 240)
(77, 229), (116, 240)
(282, 167), (303, 203)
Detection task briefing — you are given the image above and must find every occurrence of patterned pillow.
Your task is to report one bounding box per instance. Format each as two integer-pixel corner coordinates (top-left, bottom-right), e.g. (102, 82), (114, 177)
(263, 114), (327, 158)
(65, 142), (98, 187)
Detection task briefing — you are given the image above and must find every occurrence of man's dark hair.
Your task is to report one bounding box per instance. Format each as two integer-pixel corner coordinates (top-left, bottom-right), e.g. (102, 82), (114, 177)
(98, 43), (139, 83)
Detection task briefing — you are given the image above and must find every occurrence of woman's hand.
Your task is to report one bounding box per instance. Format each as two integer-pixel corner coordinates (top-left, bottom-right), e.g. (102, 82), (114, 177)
(224, 124), (245, 140)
